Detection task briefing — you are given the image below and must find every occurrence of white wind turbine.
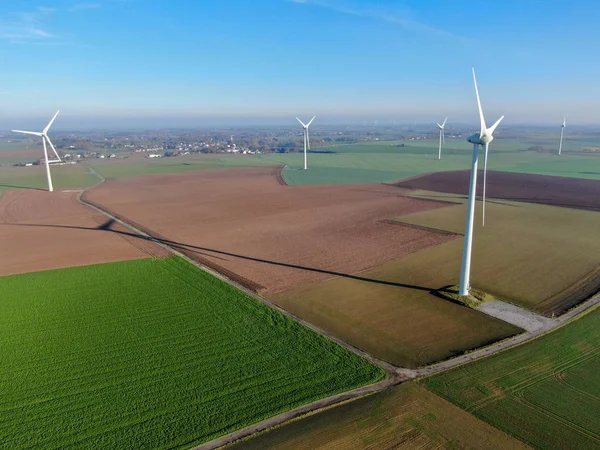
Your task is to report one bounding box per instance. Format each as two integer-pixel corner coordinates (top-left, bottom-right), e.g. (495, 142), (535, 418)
(459, 70), (504, 296)
(296, 116), (315, 170)
(12, 110), (62, 192)
(437, 117), (447, 160)
(558, 117), (566, 155)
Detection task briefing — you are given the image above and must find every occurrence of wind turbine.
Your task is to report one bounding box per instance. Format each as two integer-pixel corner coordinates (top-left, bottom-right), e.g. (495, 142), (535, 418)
(459, 70), (504, 296)
(558, 117), (566, 155)
(436, 117), (447, 160)
(296, 116), (315, 170)
(12, 110), (62, 192)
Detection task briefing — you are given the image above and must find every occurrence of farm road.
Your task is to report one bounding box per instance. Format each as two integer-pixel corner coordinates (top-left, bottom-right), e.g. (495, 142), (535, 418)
(76, 167), (600, 449)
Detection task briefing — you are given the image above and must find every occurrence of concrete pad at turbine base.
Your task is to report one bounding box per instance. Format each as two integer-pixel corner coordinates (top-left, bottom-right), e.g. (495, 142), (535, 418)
(478, 300), (555, 333)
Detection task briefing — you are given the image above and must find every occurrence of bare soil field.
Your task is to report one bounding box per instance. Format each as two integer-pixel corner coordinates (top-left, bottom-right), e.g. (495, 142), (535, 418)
(0, 189), (168, 277)
(85, 167), (457, 294)
(394, 170), (600, 211)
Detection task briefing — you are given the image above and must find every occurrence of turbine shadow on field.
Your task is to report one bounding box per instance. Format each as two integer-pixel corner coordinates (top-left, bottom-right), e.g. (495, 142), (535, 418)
(11, 220), (434, 293)
(0, 184), (45, 191)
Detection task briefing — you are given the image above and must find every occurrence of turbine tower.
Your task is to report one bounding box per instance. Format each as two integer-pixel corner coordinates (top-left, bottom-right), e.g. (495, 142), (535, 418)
(558, 117), (566, 155)
(12, 110), (62, 192)
(296, 116), (315, 170)
(436, 117), (447, 160)
(459, 70), (504, 296)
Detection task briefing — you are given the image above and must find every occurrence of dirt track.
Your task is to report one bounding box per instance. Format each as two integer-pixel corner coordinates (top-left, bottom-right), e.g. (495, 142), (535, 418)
(85, 167), (458, 294)
(394, 170), (600, 211)
(0, 189), (168, 277)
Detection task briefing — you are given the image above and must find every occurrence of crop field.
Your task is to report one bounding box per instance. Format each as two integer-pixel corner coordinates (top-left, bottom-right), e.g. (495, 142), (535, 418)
(0, 164), (98, 193)
(423, 305), (600, 449)
(71, 136), (600, 185)
(272, 241), (522, 368)
(265, 138), (600, 186)
(391, 190), (600, 315)
(0, 189), (166, 276)
(84, 166), (457, 295)
(396, 170), (600, 212)
(86, 166), (522, 369)
(230, 382), (528, 450)
(89, 153), (276, 179)
(0, 257), (383, 449)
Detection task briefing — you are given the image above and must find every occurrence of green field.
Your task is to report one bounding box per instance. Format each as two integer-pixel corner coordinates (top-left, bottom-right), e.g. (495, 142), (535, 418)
(424, 305), (600, 449)
(89, 154), (276, 179)
(393, 191), (600, 314)
(231, 383), (528, 450)
(274, 139), (600, 185)
(0, 257), (383, 448)
(0, 164), (98, 194)
(80, 137), (600, 185)
(4, 135), (600, 186)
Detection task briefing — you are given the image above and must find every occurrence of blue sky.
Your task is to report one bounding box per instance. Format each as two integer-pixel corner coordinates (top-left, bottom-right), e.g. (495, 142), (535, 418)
(1, 0), (599, 127)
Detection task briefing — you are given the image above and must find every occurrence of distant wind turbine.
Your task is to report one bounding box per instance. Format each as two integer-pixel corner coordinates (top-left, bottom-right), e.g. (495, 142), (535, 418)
(296, 116), (315, 170)
(436, 117), (447, 160)
(459, 70), (504, 296)
(12, 110), (62, 192)
(558, 117), (566, 155)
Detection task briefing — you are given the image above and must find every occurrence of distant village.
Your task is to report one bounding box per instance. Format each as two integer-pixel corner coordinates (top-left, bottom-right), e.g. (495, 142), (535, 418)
(7, 125), (464, 167)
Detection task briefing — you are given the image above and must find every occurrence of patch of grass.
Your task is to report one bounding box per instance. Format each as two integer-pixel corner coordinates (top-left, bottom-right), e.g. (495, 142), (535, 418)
(272, 257), (522, 368)
(423, 305), (600, 450)
(393, 191), (600, 315)
(434, 285), (497, 308)
(0, 257), (383, 448)
(229, 383), (528, 450)
(0, 164), (98, 193)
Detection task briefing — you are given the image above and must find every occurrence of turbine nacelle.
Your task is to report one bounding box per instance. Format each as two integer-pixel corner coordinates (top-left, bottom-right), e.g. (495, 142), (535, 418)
(296, 116), (316, 130)
(467, 132), (493, 146)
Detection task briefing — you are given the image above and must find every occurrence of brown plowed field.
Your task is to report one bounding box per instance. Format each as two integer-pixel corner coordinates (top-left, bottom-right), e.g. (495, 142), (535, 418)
(85, 167), (458, 294)
(394, 170), (600, 211)
(0, 190), (168, 277)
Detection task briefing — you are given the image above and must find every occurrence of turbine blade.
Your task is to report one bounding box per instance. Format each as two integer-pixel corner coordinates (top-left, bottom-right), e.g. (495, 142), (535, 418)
(306, 129), (311, 150)
(436, 123), (442, 129)
(472, 68), (487, 135)
(483, 143), (489, 227)
(296, 117), (307, 128)
(563, 116), (566, 127)
(306, 116), (316, 127)
(442, 117), (447, 128)
(488, 115), (504, 136)
(442, 132), (445, 144)
(45, 136), (62, 162)
(12, 130), (43, 136)
(43, 110), (60, 134)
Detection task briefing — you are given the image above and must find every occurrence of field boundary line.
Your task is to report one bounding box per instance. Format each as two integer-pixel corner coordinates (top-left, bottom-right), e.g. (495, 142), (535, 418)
(192, 378), (400, 450)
